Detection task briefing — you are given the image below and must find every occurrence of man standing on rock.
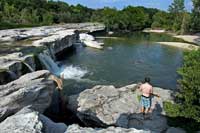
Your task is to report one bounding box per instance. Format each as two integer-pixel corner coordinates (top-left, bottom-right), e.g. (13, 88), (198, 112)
(138, 77), (154, 115)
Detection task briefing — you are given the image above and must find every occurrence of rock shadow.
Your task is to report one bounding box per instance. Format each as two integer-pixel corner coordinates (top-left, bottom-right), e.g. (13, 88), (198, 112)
(116, 102), (165, 132)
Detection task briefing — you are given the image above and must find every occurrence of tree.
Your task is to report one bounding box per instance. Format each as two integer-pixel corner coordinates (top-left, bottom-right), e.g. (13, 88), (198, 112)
(168, 0), (185, 32)
(191, 0), (200, 32)
(101, 7), (118, 31)
(42, 12), (53, 24)
(177, 49), (200, 122)
(122, 6), (149, 31)
(164, 49), (200, 131)
(168, 0), (185, 13)
(151, 11), (172, 30)
(180, 12), (191, 34)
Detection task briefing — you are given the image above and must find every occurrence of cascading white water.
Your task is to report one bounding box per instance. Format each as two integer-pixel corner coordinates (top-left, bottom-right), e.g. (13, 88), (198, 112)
(60, 65), (88, 80)
(38, 53), (87, 79)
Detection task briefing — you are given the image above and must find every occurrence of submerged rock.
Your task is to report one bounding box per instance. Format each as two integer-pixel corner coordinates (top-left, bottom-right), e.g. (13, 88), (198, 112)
(0, 70), (56, 122)
(0, 107), (67, 133)
(67, 84), (173, 132)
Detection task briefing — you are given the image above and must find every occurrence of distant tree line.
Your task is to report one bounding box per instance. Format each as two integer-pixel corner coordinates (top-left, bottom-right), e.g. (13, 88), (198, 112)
(0, 0), (199, 33)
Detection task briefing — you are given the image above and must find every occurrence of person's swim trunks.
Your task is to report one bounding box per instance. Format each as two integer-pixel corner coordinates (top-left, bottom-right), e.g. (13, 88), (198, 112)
(141, 95), (151, 108)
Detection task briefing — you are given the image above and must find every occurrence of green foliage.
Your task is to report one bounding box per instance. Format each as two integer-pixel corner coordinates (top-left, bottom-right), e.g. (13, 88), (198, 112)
(164, 49), (200, 131)
(42, 12), (53, 25)
(151, 11), (172, 30)
(0, 0), (94, 29)
(164, 101), (200, 132)
(168, 0), (185, 13)
(180, 12), (191, 34)
(0, 0), (160, 31)
(177, 49), (200, 121)
(0, 0), (196, 34)
(151, 0), (193, 34)
(191, 0), (200, 32)
(90, 6), (150, 31)
(168, 0), (185, 33)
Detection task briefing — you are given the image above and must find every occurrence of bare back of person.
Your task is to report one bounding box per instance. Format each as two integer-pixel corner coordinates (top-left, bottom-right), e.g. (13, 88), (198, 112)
(140, 83), (153, 97)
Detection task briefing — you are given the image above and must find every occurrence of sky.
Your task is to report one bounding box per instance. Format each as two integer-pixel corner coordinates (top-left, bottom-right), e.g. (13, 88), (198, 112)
(62, 0), (193, 11)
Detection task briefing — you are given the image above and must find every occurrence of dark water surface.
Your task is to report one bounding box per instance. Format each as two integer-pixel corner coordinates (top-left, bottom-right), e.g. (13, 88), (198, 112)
(62, 32), (184, 95)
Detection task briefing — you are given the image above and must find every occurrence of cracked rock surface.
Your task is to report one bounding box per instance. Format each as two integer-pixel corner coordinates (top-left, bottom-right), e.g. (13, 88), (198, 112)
(0, 70), (55, 122)
(68, 84), (173, 132)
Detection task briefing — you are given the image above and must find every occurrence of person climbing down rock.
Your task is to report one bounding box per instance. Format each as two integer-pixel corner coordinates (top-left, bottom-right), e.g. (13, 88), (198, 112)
(138, 77), (160, 117)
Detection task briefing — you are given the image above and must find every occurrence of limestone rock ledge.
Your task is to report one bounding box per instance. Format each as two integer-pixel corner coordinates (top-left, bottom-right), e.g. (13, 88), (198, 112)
(67, 84), (174, 132)
(0, 52), (36, 84)
(0, 23), (105, 42)
(0, 107), (150, 133)
(0, 107), (67, 133)
(0, 70), (56, 122)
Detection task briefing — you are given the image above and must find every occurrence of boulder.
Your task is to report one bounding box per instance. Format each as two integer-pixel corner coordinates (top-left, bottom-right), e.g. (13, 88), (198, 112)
(67, 84), (173, 132)
(0, 70), (56, 122)
(0, 107), (67, 133)
(66, 124), (150, 133)
(0, 52), (36, 85)
(79, 33), (104, 49)
(79, 33), (95, 41)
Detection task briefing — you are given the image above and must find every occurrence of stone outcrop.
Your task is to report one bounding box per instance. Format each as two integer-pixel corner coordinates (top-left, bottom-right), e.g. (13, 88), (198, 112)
(0, 52), (36, 85)
(0, 106), (185, 133)
(33, 29), (77, 59)
(0, 23), (105, 42)
(0, 107), (67, 133)
(0, 23), (105, 83)
(0, 70), (56, 122)
(66, 124), (150, 133)
(79, 33), (104, 49)
(67, 84), (173, 132)
(0, 107), (151, 133)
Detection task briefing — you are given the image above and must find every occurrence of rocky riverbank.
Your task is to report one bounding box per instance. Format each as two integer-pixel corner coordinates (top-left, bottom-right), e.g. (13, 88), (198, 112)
(156, 42), (199, 50)
(0, 78), (185, 133)
(174, 34), (200, 45)
(0, 23), (187, 133)
(67, 84), (174, 132)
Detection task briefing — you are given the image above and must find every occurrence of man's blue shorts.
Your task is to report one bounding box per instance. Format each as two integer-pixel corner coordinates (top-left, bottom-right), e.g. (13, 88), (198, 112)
(141, 95), (151, 108)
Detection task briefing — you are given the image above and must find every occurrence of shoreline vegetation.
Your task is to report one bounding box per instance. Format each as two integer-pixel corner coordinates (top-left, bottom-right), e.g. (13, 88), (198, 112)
(0, 0), (200, 132)
(0, 0), (199, 34)
(143, 28), (200, 49)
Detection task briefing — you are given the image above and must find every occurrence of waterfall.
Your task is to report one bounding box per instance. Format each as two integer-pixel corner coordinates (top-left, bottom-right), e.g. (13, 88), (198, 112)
(38, 53), (87, 79)
(38, 53), (60, 75)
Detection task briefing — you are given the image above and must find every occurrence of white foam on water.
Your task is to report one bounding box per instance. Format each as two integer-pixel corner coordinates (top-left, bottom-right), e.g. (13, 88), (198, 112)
(38, 53), (88, 80)
(60, 65), (88, 80)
